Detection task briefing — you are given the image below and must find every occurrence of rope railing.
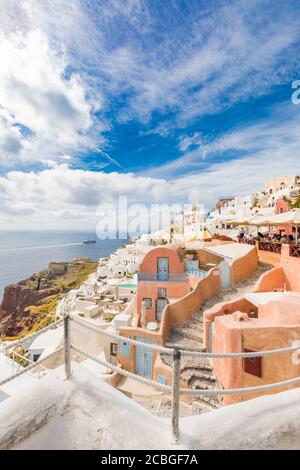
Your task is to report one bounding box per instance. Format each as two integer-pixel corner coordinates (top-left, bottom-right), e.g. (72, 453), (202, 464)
(70, 343), (171, 393)
(180, 375), (300, 396)
(67, 320), (300, 395)
(1, 312), (300, 445)
(69, 313), (300, 359)
(0, 346), (63, 388)
(68, 314), (172, 354)
(66, 313), (300, 443)
(180, 345), (300, 358)
(70, 340), (300, 396)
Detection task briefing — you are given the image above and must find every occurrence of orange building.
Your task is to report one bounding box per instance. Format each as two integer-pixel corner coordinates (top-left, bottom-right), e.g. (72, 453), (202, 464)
(136, 246), (191, 323)
(109, 240), (260, 384)
(203, 244), (300, 405)
(115, 244), (224, 382)
(275, 198), (292, 236)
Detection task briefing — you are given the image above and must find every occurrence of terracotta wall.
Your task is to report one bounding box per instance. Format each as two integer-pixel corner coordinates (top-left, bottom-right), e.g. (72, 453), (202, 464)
(208, 244), (300, 405)
(137, 245), (189, 321)
(213, 316), (300, 405)
(254, 245), (300, 293)
(242, 324), (300, 403)
(195, 249), (223, 270)
(281, 244), (300, 291)
(117, 308), (171, 373)
(203, 263), (286, 350)
(275, 200), (292, 235)
(254, 266), (285, 292)
(168, 267), (221, 326)
(203, 297), (257, 349)
(117, 267), (221, 376)
(137, 281), (190, 321)
(139, 246), (185, 275)
(230, 246), (258, 285)
(212, 315), (243, 404)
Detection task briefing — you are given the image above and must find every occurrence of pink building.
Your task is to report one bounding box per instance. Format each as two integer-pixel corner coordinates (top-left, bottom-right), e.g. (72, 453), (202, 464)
(137, 246), (191, 323)
(275, 198), (292, 236)
(204, 244), (300, 405)
(114, 242), (258, 384)
(116, 244), (223, 382)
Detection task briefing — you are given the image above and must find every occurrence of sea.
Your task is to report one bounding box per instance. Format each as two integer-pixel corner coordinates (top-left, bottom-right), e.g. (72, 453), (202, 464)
(0, 230), (127, 302)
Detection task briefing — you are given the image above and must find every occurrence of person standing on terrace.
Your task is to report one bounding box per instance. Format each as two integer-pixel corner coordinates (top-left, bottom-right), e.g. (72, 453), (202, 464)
(239, 227), (245, 239)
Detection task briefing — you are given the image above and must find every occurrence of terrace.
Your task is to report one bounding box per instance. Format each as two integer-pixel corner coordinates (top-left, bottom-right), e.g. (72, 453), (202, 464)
(137, 269), (206, 282)
(240, 239), (300, 257)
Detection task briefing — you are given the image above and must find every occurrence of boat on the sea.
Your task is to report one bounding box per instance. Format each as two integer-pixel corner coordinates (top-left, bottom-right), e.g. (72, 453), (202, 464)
(82, 239), (97, 244)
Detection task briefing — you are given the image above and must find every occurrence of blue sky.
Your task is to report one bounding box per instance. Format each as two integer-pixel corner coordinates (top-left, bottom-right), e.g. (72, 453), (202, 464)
(0, 0), (300, 228)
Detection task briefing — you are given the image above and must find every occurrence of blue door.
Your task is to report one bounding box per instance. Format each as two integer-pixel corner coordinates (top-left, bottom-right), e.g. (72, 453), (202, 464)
(157, 257), (169, 280)
(135, 337), (153, 378)
(156, 297), (168, 321)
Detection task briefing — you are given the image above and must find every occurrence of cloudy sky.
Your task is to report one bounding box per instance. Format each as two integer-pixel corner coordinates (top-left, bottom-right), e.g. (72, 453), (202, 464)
(1, 0), (300, 229)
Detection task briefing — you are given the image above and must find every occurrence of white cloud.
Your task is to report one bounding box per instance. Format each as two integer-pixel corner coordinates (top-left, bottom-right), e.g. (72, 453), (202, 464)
(0, 28), (96, 167)
(3, 0), (298, 129)
(0, 164), (173, 229)
(148, 102), (300, 178)
(0, 1), (300, 231)
(1, 136), (300, 230)
(179, 132), (202, 152)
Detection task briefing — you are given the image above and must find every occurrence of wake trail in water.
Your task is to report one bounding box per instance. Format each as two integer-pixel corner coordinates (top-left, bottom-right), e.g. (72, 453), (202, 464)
(0, 242), (84, 252)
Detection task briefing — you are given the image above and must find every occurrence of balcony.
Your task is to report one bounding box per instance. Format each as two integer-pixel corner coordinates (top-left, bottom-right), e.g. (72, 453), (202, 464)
(258, 240), (282, 254)
(137, 273), (189, 282)
(289, 244), (300, 257)
(238, 238), (256, 246)
(185, 268), (207, 279)
(137, 269), (207, 282)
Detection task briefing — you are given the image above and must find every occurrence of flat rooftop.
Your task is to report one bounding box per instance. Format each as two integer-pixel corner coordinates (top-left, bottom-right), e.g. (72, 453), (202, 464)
(205, 242), (254, 260)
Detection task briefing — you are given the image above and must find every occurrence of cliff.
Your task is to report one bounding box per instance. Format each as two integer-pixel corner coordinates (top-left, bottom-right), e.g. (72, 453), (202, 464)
(0, 258), (97, 338)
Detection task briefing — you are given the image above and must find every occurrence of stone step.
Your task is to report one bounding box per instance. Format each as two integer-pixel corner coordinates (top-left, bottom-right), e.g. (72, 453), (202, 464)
(180, 358), (213, 370)
(165, 341), (204, 352)
(191, 313), (203, 322)
(192, 394), (220, 409)
(189, 377), (216, 390)
(171, 325), (203, 342)
(185, 321), (203, 332)
(181, 369), (214, 383)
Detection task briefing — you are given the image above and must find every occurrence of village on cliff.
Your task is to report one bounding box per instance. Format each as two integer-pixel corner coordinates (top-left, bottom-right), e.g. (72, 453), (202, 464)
(1, 175), (300, 450)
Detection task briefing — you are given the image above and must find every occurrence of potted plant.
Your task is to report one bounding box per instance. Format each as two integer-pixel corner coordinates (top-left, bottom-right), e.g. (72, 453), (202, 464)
(185, 249), (197, 260)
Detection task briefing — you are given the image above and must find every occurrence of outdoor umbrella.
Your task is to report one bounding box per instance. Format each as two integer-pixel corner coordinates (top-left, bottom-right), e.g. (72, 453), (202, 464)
(265, 209), (300, 243)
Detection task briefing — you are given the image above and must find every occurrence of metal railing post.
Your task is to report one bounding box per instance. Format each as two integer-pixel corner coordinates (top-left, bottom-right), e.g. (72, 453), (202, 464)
(171, 349), (181, 444)
(64, 314), (72, 379)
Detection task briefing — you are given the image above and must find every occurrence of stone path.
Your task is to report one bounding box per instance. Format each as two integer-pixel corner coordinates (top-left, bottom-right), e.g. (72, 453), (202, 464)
(161, 261), (272, 413)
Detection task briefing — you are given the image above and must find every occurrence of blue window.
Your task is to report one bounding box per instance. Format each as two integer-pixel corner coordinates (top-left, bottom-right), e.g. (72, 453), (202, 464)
(157, 375), (167, 385)
(119, 340), (129, 356)
(143, 298), (152, 309)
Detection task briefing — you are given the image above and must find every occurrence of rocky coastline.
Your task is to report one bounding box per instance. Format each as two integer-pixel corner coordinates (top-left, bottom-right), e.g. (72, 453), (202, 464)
(0, 258), (98, 339)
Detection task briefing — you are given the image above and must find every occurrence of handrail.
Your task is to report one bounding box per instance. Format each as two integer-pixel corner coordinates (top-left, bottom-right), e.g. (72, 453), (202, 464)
(138, 270), (206, 281)
(258, 240), (282, 253)
(290, 244), (300, 257)
(68, 313), (300, 358)
(2, 313), (300, 445)
(238, 238), (256, 245)
(185, 268), (207, 278)
(0, 347), (63, 388)
(66, 314), (300, 443)
(137, 272), (189, 282)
